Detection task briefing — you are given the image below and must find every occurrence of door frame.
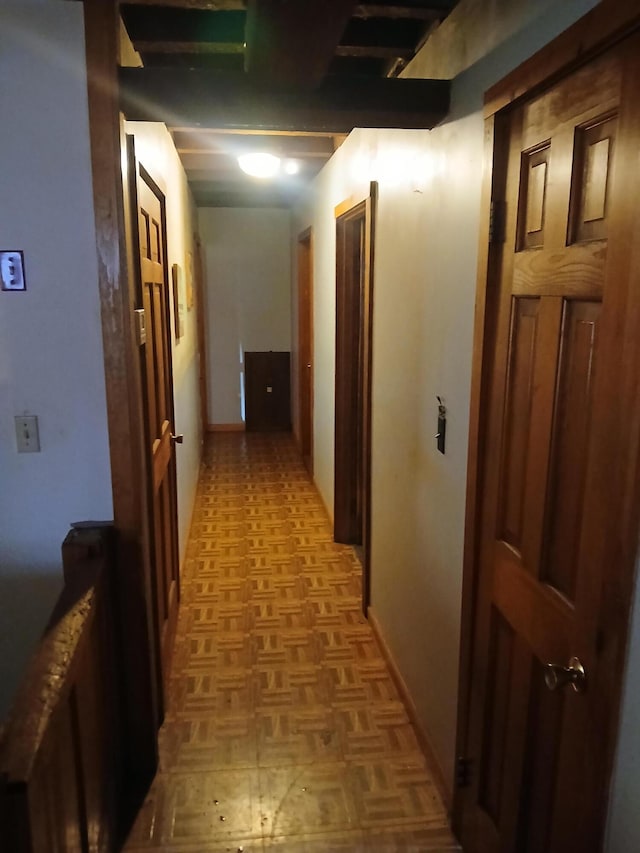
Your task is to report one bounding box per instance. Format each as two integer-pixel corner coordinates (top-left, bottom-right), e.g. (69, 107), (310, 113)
(296, 227), (314, 475)
(454, 0), (640, 838)
(334, 182), (377, 611)
(194, 234), (210, 436)
(83, 0), (160, 816)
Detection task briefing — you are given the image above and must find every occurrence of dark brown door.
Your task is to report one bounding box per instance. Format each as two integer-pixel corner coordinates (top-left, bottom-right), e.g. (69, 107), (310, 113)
(335, 203), (366, 544)
(137, 165), (180, 693)
(297, 228), (314, 474)
(334, 183), (376, 608)
(245, 351), (291, 431)
(459, 38), (640, 853)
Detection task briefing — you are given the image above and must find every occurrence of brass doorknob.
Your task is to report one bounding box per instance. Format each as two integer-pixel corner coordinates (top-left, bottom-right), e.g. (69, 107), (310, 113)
(171, 433), (184, 445)
(544, 657), (586, 693)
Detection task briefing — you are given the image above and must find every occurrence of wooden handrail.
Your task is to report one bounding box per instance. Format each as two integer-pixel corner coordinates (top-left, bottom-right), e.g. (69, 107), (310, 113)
(0, 524), (123, 852)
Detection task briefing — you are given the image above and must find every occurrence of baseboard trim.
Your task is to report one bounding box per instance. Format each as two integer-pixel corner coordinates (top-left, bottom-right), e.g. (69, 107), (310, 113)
(179, 467), (201, 579)
(368, 605), (453, 812)
(315, 481), (334, 527)
(207, 423), (246, 432)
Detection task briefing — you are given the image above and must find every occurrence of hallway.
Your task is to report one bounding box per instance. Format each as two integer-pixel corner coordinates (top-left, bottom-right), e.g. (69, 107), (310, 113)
(124, 433), (460, 852)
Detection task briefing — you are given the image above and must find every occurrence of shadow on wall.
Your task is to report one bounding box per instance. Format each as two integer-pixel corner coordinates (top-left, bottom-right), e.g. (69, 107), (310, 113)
(0, 570), (64, 721)
(443, 0), (600, 122)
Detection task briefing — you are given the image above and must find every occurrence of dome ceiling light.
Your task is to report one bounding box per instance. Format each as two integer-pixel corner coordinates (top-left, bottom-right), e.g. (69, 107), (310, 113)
(237, 152), (281, 178)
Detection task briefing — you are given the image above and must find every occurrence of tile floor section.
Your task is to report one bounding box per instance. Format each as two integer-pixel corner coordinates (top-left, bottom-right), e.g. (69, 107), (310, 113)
(125, 433), (461, 852)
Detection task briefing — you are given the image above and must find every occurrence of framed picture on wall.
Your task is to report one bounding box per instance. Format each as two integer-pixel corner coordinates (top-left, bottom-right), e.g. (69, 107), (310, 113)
(172, 263), (184, 339)
(186, 251), (194, 310)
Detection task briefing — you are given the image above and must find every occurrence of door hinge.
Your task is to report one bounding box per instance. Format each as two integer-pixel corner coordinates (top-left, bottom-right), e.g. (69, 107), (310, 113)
(456, 756), (473, 788)
(489, 200), (506, 244)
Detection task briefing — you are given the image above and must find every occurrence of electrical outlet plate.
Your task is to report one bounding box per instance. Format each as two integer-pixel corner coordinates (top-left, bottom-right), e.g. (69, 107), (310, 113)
(134, 308), (146, 346)
(1, 251), (26, 291)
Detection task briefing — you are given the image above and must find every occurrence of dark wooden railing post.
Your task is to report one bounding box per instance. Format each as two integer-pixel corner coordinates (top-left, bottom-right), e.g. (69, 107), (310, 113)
(0, 523), (128, 852)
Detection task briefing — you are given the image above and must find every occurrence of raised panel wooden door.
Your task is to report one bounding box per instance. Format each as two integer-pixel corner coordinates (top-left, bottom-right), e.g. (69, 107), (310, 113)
(138, 169), (180, 693)
(461, 40), (639, 853)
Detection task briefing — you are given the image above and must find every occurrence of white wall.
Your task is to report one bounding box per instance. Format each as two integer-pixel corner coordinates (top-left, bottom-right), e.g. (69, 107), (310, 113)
(294, 125), (474, 790)
(607, 573), (640, 851)
(124, 122), (202, 566)
(0, 2), (113, 718)
(198, 208), (292, 426)
(294, 0), (601, 797)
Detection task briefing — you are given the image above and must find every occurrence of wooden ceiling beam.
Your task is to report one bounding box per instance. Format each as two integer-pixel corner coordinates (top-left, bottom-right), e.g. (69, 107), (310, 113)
(179, 152), (329, 169)
(135, 40), (414, 60)
(122, 0), (246, 9)
(189, 179), (309, 209)
(190, 190), (296, 209)
(187, 168), (324, 186)
(133, 40), (244, 54)
(354, 4), (440, 20)
(335, 45), (414, 59)
(170, 126), (343, 138)
(119, 67), (450, 131)
(181, 148), (332, 160)
(172, 130), (336, 156)
(244, 0), (357, 88)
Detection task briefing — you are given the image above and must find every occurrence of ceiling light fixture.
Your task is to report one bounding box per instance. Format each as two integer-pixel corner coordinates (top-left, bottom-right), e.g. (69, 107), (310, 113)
(284, 160), (300, 175)
(238, 152), (281, 178)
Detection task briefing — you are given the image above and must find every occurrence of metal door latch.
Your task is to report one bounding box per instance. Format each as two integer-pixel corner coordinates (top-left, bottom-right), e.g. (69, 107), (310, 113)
(544, 656), (587, 693)
(436, 396), (446, 454)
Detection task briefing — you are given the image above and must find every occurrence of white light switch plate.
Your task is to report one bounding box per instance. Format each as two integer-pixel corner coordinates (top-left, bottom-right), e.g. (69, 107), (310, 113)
(1, 251), (26, 291)
(15, 415), (40, 453)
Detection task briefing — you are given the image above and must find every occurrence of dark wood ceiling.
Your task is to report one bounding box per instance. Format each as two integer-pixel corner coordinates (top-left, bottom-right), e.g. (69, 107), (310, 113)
(119, 0), (458, 206)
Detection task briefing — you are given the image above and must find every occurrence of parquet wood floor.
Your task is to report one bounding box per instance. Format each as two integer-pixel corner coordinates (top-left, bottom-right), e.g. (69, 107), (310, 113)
(125, 433), (461, 852)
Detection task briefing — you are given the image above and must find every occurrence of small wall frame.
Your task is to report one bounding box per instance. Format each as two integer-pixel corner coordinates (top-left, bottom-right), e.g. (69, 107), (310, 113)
(172, 263), (184, 339)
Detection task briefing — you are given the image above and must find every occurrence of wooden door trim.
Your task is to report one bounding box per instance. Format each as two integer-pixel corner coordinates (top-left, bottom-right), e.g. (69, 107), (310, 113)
(453, 111), (505, 833)
(362, 182), (378, 613)
(296, 226), (314, 474)
(83, 0), (159, 815)
(455, 5), (640, 839)
(334, 197), (357, 219)
(194, 235), (209, 436)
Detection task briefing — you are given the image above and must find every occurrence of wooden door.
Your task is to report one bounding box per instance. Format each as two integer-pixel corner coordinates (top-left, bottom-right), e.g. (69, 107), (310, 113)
(137, 165), (180, 696)
(297, 229), (314, 474)
(334, 183), (376, 609)
(335, 203), (366, 545)
(244, 351), (291, 431)
(458, 37), (640, 853)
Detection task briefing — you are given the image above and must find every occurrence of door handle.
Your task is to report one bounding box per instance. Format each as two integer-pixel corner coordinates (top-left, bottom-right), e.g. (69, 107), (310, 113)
(544, 656), (586, 693)
(171, 433), (184, 445)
